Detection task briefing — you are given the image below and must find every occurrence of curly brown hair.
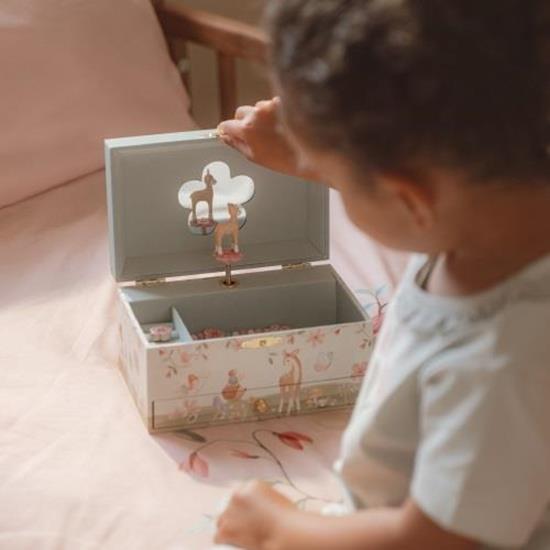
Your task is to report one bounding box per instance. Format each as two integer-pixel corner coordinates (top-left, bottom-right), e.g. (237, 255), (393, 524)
(266, 0), (550, 184)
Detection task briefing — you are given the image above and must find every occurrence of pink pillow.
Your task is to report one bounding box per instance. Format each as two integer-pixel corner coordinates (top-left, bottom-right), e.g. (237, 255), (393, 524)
(0, 0), (195, 208)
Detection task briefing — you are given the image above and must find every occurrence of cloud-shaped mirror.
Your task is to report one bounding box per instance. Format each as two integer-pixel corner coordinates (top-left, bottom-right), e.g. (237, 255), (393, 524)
(178, 161), (255, 262)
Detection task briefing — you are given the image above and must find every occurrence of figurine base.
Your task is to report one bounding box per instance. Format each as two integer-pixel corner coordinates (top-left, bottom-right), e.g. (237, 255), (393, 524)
(214, 250), (244, 264)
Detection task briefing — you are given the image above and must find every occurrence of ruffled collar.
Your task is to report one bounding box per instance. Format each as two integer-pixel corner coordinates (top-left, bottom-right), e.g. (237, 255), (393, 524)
(392, 253), (550, 334)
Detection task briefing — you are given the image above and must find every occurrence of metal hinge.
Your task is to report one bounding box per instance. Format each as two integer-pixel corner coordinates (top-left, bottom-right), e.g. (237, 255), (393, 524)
(135, 276), (167, 287)
(282, 262), (312, 270)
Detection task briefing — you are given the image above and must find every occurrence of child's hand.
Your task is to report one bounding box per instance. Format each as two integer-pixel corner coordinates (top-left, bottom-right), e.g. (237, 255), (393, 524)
(214, 480), (296, 549)
(217, 97), (318, 181)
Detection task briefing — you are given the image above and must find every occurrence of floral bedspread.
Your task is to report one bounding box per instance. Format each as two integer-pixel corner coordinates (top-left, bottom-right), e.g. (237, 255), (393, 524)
(154, 409), (351, 549)
(0, 172), (398, 550)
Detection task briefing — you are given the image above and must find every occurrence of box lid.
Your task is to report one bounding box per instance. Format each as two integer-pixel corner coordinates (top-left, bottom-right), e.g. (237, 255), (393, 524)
(105, 130), (329, 283)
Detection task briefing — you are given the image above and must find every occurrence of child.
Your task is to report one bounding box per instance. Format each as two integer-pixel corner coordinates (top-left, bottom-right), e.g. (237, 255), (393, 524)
(215, 1), (550, 548)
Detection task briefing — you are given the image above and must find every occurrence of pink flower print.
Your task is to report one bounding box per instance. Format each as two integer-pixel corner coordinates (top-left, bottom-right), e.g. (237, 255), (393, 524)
(178, 350), (194, 365)
(181, 374), (201, 396)
(307, 329), (325, 347)
(359, 338), (372, 350)
(230, 449), (260, 459)
(180, 451), (209, 477)
(274, 431), (313, 450)
(225, 338), (242, 351)
(351, 361), (367, 382)
(372, 312), (384, 335)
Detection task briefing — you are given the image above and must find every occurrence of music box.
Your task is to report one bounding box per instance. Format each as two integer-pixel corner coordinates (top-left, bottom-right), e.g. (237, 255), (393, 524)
(105, 130), (373, 432)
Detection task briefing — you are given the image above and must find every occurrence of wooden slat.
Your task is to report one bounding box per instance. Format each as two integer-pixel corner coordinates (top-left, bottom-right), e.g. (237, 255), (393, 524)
(154, 0), (268, 63)
(217, 52), (238, 120)
(166, 39), (192, 100)
(153, 1), (269, 122)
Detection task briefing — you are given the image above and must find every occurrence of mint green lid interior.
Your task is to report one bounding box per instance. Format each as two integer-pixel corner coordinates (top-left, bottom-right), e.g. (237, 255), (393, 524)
(105, 130), (329, 282)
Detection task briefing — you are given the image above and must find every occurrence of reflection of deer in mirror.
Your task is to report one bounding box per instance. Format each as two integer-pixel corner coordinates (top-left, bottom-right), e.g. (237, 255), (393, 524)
(214, 203), (240, 255)
(190, 169), (216, 223)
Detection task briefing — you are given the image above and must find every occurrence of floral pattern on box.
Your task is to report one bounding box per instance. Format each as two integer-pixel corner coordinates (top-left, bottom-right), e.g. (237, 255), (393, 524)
(148, 321), (374, 431)
(119, 300), (148, 420)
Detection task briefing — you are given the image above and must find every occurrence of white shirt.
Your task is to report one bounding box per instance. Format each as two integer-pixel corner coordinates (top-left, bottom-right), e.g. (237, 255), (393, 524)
(337, 254), (550, 549)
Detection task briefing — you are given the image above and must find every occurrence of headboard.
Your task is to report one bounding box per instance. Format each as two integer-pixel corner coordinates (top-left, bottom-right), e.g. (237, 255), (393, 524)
(153, 0), (269, 121)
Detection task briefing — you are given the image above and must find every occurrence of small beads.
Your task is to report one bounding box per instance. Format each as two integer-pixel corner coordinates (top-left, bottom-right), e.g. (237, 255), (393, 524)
(191, 324), (291, 341)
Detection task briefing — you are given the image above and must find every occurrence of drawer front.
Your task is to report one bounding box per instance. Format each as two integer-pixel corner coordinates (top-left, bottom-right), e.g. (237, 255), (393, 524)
(146, 321), (374, 431)
(151, 376), (364, 431)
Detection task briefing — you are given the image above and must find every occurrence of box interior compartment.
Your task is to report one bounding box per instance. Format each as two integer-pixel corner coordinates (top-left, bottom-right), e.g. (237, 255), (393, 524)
(122, 266), (365, 344)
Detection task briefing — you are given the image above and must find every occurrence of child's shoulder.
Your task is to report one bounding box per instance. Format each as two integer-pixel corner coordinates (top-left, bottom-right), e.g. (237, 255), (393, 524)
(396, 253), (550, 377)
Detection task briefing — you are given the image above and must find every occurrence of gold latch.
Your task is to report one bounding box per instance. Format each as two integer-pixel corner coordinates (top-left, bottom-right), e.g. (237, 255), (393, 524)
(282, 262), (312, 271)
(241, 336), (283, 349)
(136, 276), (167, 287)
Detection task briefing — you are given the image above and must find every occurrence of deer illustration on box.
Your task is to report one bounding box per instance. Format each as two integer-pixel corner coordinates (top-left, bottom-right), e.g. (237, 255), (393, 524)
(277, 350), (303, 415)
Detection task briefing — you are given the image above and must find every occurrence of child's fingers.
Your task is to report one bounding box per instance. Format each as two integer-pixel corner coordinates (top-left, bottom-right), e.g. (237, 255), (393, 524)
(214, 499), (243, 546)
(254, 99), (274, 111)
(219, 131), (253, 160)
(217, 119), (246, 141)
(255, 96), (281, 110)
(235, 105), (255, 120)
(213, 523), (235, 545)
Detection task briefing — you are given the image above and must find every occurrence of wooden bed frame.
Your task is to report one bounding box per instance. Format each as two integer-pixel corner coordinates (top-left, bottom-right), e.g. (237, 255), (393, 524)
(153, 0), (269, 121)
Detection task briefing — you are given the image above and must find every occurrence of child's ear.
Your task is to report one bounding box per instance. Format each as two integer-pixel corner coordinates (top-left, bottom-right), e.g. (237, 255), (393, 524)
(380, 174), (436, 230)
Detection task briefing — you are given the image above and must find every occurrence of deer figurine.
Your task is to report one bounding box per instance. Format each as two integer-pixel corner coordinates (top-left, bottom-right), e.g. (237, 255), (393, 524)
(214, 203), (241, 255)
(277, 350), (303, 415)
(190, 169), (216, 223)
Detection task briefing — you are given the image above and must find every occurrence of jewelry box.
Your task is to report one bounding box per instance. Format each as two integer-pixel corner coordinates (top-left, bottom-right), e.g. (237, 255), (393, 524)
(105, 130), (373, 432)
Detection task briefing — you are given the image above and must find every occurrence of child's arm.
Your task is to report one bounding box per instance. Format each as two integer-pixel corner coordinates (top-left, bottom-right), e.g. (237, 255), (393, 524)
(217, 98), (321, 182)
(215, 481), (478, 550)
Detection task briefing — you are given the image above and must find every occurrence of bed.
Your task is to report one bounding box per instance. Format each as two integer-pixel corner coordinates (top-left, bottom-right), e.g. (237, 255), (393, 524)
(0, 2), (407, 548)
